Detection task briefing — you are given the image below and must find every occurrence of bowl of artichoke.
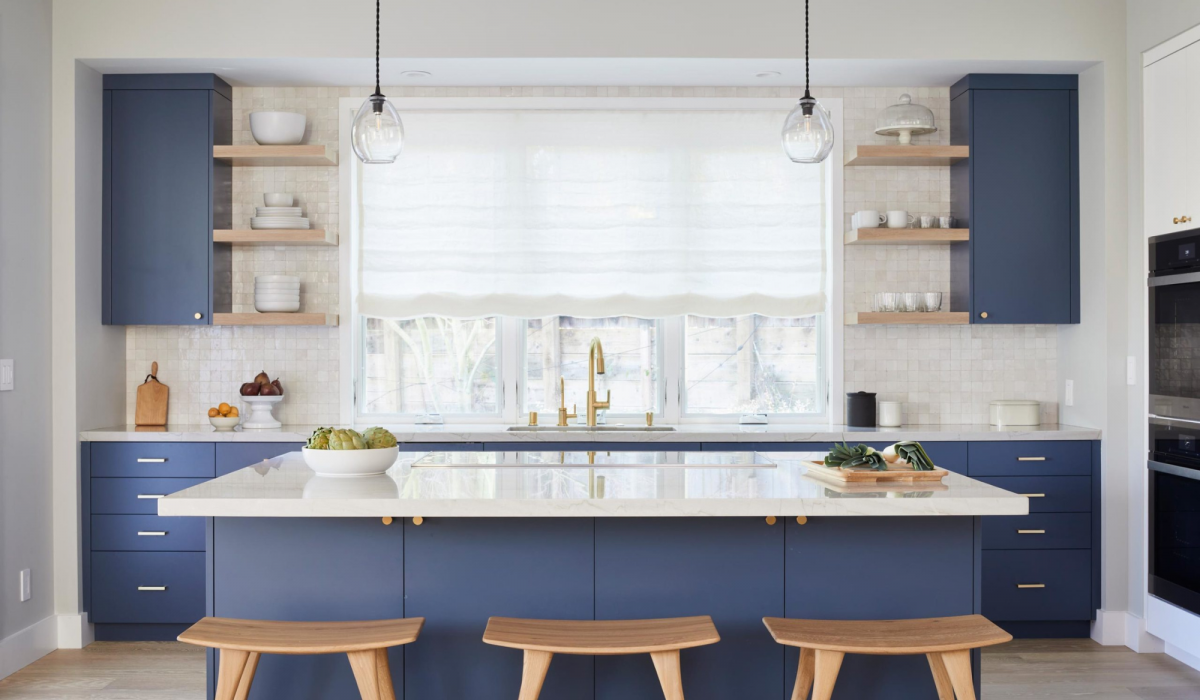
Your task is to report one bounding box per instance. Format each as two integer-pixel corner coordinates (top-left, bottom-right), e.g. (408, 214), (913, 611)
(302, 427), (399, 477)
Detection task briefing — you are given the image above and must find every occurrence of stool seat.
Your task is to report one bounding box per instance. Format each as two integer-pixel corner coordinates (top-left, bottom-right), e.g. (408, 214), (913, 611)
(483, 615), (719, 655)
(179, 616), (425, 654)
(763, 614), (1010, 655)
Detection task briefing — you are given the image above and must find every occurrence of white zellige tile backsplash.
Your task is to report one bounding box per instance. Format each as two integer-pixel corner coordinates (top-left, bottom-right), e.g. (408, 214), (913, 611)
(125, 85), (1056, 426)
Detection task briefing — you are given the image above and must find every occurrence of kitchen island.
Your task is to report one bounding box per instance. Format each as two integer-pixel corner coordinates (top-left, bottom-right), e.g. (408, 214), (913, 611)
(160, 451), (1025, 700)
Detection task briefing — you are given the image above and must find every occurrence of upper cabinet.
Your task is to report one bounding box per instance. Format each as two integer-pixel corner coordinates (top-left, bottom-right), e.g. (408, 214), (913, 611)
(1145, 44), (1200, 238)
(950, 75), (1080, 325)
(103, 74), (232, 325)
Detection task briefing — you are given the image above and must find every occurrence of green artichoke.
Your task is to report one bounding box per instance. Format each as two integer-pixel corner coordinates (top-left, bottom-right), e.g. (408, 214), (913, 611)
(363, 426), (397, 449)
(307, 427), (333, 450)
(329, 428), (367, 451)
(823, 442), (887, 471)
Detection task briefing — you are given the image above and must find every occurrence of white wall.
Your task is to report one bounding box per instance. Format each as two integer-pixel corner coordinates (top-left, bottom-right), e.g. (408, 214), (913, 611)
(0, 0), (57, 675)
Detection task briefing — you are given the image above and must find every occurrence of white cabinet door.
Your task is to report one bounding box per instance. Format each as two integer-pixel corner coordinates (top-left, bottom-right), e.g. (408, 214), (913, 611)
(1145, 48), (1191, 238)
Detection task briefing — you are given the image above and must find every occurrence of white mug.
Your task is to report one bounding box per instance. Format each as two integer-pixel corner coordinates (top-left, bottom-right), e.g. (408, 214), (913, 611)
(887, 210), (915, 229)
(939, 216), (955, 228)
(919, 215), (935, 228)
(878, 401), (902, 428)
(854, 210), (886, 229)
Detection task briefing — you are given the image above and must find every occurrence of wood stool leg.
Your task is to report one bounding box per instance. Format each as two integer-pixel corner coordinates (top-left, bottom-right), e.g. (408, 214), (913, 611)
(518, 650), (554, 700)
(348, 649), (388, 700)
(810, 650), (844, 700)
(939, 649), (977, 700)
(214, 650), (251, 700)
(791, 648), (815, 700)
(375, 648), (397, 700)
(926, 652), (955, 700)
(232, 652), (259, 700)
(650, 649), (685, 700)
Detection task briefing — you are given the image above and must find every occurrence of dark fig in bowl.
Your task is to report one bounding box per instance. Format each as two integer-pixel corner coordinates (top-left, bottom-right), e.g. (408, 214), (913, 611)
(271, 379), (284, 395)
(239, 382), (261, 396)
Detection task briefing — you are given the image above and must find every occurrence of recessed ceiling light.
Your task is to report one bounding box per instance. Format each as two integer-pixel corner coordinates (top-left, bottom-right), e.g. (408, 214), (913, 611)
(756, 71), (782, 79)
(400, 70), (432, 79)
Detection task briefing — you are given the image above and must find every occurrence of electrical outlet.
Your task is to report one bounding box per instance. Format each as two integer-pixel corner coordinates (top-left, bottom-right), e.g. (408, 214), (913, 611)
(19, 569), (30, 602)
(0, 359), (12, 391)
(1065, 379), (1074, 407)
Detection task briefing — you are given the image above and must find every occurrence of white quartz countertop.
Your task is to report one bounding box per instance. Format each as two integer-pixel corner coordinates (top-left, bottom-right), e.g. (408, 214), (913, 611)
(83, 422), (1100, 443)
(157, 450), (1030, 518)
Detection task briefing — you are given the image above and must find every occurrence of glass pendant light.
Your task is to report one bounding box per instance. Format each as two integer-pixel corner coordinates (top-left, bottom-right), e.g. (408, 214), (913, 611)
(352, 0), (404, 164)
(782, 0), (835, 163)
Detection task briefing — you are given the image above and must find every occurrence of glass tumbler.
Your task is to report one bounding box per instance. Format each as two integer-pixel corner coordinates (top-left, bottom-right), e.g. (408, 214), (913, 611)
(922, 292), (943, 312)
(874, 292), (900, 312)
(902, 293), (924, 312)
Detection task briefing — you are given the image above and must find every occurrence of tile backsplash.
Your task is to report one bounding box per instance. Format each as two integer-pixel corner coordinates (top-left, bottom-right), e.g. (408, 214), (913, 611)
(125, 85), (1056, 426)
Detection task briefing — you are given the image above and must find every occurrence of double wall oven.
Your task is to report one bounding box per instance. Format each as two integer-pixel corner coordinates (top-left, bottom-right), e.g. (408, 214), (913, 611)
(1149, 230), (1200, 616)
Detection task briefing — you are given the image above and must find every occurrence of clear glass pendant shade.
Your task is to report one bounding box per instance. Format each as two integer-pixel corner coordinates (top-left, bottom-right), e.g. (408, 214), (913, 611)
(782, 97), (835, 163)
(352, 95), (404, 164)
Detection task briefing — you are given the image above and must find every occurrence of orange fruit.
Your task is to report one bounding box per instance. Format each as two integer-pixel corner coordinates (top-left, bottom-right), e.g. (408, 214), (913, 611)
(218, 402), (231, 416)
(208, 407), (219, 418)
(228, 407), (239, 417)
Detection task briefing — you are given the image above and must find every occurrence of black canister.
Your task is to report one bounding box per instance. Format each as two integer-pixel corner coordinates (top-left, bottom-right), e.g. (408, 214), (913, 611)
(845, 391), (877, 427)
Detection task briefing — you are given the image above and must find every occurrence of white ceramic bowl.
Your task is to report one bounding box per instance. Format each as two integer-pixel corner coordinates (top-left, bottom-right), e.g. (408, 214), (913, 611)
(249, 112), (307, 145)
(209, 415), (240, 432)
(263, 193), (294, 207)
(254, 300), (301, 313)
(254, 292), (300, 299)
(255, 275), (300, 284)
(302, 446), (400, 477)
(254, 283), (300, 290)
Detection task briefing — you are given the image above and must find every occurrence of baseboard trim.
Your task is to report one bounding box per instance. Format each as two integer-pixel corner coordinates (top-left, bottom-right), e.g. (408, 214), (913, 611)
(56, 613), (93, 649)
(0, 615), (57, 680)
(1091, 610), (1126, 645)
(1126, 611), (1165, 653)
(1166, 643), (1200, 672)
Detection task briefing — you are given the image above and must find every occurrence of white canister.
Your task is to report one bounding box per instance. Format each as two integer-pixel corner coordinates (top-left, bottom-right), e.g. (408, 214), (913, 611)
(878, 401), (902, 427)
(989, 400), (1041, 427)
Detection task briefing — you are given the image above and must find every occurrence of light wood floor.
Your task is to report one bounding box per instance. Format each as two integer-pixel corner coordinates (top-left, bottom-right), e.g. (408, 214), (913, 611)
(0, 639), (1197, 698)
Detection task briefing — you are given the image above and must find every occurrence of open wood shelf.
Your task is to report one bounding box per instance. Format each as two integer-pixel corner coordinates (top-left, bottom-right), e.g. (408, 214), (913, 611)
(846, 228), (969, 245)
(213, 229), (338, 246)
(212, 313), (339, 327)
(212, 145), (337, 166)
(846, 145), (969, 167)
(846, 312), (969, 326)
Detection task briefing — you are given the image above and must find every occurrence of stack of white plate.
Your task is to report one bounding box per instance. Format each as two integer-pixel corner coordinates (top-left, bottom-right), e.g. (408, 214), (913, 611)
(255, 275), (300, 313)
(251, 206), (310, 230)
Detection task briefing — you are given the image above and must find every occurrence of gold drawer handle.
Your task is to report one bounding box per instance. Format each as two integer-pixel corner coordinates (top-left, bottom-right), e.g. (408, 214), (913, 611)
(137, 494), (165, 500)
(137, 531), (167, 536)
(1017, 529), (1046, 534)
(137, 586), (167, 591)
(1019, 493), (1046, 498)
(1017, 457), (1046, 462)
(1017, 583), (1046, 589)
(136, 458), (167, 463)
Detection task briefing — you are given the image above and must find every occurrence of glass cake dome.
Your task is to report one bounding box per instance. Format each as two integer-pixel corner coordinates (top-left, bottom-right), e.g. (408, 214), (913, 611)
(874, 93), (937, 145)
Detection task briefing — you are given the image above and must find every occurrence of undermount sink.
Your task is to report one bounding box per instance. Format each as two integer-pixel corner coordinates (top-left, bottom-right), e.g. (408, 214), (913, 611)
(506, 425), (677, 432)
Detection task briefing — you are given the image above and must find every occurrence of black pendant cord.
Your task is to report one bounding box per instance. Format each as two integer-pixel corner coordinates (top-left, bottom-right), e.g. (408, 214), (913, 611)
(373, 0), (382, 98)
(803, 0), (812, 100)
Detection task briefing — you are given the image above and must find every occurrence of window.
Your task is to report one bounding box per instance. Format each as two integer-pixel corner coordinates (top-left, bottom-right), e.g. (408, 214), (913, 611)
(344, 97), (840, 423)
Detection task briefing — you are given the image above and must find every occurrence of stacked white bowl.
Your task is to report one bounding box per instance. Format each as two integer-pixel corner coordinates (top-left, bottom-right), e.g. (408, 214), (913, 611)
(255, 275), (300, 313)
(251, 193), (310, 230)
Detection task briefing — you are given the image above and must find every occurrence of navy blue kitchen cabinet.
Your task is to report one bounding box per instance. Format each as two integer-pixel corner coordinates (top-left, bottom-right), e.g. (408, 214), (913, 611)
(951, 74), (1080, 324)
(103, 74), (232, 325)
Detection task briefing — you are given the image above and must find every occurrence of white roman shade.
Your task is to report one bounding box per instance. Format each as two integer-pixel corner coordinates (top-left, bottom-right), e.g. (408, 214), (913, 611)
(357, 107), (826, 319)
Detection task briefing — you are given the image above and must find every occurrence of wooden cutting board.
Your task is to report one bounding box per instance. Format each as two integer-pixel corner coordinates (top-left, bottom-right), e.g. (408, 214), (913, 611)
(134, 362), (169, 426)
(802, 461), (948, 484)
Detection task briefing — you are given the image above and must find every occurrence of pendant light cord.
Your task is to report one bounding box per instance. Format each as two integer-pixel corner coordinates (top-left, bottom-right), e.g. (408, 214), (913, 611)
(804, 0), (811, 99)
(374, 0), (382, 96)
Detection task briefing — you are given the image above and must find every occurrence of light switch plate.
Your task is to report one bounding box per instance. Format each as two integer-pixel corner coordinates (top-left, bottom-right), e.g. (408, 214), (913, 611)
(0, 359), (11, 391)
(19, 569), (30, 602)
(1065, 379), (1074, 407)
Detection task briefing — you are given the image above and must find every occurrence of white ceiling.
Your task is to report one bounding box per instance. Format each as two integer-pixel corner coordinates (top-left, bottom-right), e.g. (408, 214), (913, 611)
(84, 57), (1098, 88)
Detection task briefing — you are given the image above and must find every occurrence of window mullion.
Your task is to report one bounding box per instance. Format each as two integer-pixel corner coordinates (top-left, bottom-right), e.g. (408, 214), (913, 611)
(661, 316), (683, 424)
(500, 317), (522, 424)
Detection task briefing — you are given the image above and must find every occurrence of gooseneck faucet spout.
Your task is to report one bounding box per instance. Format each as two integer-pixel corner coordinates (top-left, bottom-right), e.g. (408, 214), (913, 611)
(586, 337), (610, 427)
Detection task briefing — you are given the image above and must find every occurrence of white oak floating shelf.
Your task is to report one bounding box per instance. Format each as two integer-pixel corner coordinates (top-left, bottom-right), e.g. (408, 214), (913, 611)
(212, 313), (339, 327)
(846, 145), (969, 167)
(845, 228), (969, 245)
(213, 229), (338, 246)
(212, 145), (337, 167)
(845, 312), (970, 326)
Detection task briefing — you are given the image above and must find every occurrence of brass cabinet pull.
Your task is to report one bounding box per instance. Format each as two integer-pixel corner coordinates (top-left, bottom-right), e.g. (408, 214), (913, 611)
(796, 516), (808, 525)
(412, 516), (424, 526)
(766, 516), (777, 526)
(137, 586), (167, 591)
(1016, 583), (1046, 589)
(194, 312), (203, 320)
(136, 458), (167, 463)
(1178, 216), (1194, 224)
(1017, 529), (1046, 534)
(137, 531), (167, 536)
(1175, 217), (1183, 224)
(137, 494), (165, 500)
(1019, 493), (1046, 498)
(980, 311), (988, 319)
(1017, 457), (1046, 462)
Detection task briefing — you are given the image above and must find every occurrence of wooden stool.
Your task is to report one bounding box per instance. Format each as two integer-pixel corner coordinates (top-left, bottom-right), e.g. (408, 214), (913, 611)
(178, 616), (424, 700)
(483, 615), (720, 700)
(762, 614), (1011, 700)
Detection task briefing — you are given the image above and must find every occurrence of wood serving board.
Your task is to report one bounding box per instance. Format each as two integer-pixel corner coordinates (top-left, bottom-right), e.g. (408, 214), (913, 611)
(802, 461), (948, 484)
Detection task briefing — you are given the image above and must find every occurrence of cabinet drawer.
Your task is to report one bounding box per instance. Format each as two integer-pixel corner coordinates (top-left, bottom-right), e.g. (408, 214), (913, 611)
(91, 443), (214, 478)
(91, 478), (207, 514)
(90, 552), (205, 624)
(982, 550), (1091, 621)
(216, 442), (304, 476)
(92, 514), (205, 551)
(982, 513), (1090, 550)
(975, 476), (1091, 512)
(968, 441), (1090, 476)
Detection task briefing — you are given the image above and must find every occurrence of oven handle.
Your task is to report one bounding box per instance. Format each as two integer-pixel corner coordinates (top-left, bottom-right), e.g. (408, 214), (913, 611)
(1149, 459), (1200, 481)
(1149, 271), (1200, 287)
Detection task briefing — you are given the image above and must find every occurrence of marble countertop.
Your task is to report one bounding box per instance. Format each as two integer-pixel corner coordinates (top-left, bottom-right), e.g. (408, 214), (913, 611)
(157, 450), (1030, 518)
(83, 422), (1100, 443)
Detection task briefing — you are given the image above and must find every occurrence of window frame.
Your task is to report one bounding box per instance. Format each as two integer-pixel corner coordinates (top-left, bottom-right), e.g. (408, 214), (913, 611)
(339, 96), (844, 425)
